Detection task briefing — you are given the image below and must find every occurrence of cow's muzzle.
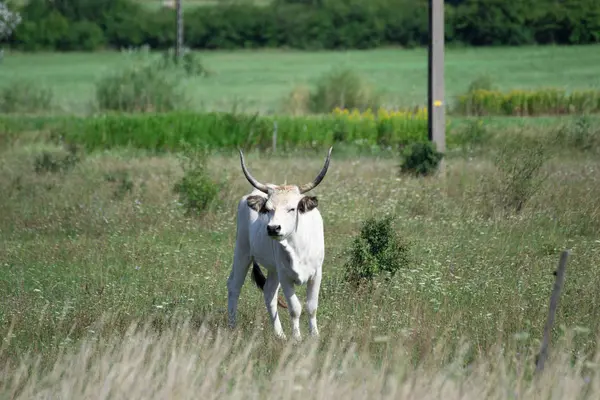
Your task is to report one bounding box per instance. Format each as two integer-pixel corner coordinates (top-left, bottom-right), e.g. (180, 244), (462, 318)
(267, 225), (281, 237)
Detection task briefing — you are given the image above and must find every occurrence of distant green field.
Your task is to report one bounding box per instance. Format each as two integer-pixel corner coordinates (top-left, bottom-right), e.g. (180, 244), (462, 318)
(1, 45), (599, 114)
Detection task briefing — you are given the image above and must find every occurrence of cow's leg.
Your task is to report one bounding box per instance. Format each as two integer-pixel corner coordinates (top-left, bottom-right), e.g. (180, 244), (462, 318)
(280, 279), (302, 341)
(227, 250), (251, 330)
(306, 268), (322, 337)
(263, 272), (286, 339)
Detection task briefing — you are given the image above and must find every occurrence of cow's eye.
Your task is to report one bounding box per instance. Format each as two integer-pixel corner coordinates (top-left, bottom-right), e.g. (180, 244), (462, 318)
(288, 208), (295, 213)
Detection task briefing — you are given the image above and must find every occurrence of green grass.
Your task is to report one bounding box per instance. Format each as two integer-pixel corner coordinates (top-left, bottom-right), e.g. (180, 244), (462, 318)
(1, 45), (599, 114)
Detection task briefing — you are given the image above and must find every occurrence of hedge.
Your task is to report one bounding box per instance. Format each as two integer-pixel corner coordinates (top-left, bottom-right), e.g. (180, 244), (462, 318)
(4, 0), (600, 51)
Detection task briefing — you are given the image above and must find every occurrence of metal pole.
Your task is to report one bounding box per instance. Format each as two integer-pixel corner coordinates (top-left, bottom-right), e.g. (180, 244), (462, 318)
(428, 0), (445, 153)
(176, 0), (184, 60)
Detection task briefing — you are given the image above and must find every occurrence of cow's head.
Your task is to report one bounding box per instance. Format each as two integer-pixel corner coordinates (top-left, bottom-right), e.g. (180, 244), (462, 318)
(239, 147), (332, 241)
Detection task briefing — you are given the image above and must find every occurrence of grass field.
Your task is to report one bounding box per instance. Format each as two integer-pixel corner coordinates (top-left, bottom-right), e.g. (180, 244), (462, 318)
(1, 43), (600, 397)
(1, 120), (600, 396)
(1, 45), (600, 114)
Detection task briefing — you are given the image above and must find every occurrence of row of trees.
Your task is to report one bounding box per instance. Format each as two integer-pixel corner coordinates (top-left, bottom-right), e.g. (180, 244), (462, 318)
(1, 0), (599, 51)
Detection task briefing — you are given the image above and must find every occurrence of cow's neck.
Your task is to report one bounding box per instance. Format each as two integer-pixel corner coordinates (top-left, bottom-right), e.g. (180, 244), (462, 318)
(277, 220), (310, 263)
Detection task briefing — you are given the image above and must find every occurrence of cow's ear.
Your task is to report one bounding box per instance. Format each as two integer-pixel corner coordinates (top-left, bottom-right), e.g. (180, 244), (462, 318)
(298, 196), (318, 213)
(247, 195), (267, 213)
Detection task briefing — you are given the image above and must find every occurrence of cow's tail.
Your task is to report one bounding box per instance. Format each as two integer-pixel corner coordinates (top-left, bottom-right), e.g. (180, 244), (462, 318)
(251, 262), (288, 309)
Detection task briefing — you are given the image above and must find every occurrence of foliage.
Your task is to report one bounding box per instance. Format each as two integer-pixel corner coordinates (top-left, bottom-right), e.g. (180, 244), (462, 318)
(343, 215), (410, 287)
(0, 1), (21, 40)
(5, 0), (600, 51)
(399, 141), (444, 177)
(0, 80), (53, 113)
(492, 135), (552, 213)
(454, 88), (600, 116)
(15, 111), (429, 153)
(451, 118), (492, 151)
(466, 75), (496, 93)
(554, 114), (600, 154)
(306, 68), (381, 114)
(173, 146), (221, 216)
(156, 47), (211, 78)
(331, 106), (430, 148)
(94, 47), (189, 112)
(33, 144), (82, 174)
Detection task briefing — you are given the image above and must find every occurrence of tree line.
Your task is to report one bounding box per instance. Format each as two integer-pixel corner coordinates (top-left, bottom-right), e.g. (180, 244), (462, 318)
(2, 0), (599, 51)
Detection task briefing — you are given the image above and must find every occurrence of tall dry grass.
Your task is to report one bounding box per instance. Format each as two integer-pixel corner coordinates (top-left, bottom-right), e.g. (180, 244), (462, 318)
(1, 318), (598, 399)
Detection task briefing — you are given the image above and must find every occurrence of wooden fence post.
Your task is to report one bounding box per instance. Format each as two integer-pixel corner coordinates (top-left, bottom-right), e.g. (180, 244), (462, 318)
(536, 249), (570, 374)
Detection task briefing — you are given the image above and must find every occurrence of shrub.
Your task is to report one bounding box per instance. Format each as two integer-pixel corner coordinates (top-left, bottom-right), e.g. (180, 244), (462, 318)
(493, 135), (551, 213)
(95, 47), (188, 112)
(0, 80), (54, 113)
(173, 146), (221, 217)
(155, 47), (211, 78)
(451, 118), (492, 151)
(466, 75), (496, 93)
(553, 115), (600, 154)
(0, 1), (22, 41)
(307, 67), (382, 113)
(64, 20), (105, 51)
(33, 143), (82, 174)
(281, 85), (311, 116)
(343, 215), (410, 287)
(399, 141), (444, 177)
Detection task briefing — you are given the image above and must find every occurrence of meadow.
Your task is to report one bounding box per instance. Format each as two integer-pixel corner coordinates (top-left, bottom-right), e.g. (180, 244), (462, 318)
(1, 44), (600, 398)
(1, 45), (600, 114)
(2, 116), (600, 397)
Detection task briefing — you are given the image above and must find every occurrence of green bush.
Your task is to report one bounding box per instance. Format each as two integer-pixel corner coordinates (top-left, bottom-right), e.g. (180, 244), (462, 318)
(451, 118), (492, 151)
(306, 67), (381, 113)
(156, 48), (210, 78)
(173, 147), (221, 216)
(399, 141), (444, 177)
(33, 144), (82, 174)
(94, 48), (188, 113)
(467, 75), (496, 93)
(65, 20), (105, 51)
(493, 135), (551, 213)
(0, 80), (54, 113)
(343, 215), (410, 287)
(554, 115), (600, 154)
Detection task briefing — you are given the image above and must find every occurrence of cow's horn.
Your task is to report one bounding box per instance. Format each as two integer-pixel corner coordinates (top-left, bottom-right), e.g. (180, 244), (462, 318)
(299, 147), (333, 194)
(239, 149), (269, 194)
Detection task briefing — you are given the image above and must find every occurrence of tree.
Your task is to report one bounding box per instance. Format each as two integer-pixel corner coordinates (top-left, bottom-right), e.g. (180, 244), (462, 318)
(0, 1), (22, 40)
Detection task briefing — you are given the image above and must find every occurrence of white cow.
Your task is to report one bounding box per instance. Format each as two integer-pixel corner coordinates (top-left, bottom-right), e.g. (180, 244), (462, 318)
(227, 147), (333, 340)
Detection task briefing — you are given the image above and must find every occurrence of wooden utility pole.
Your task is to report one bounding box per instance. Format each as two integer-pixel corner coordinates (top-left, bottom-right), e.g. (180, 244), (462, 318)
(428, 0), (445, 153)
(176, 0), (184, 60)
